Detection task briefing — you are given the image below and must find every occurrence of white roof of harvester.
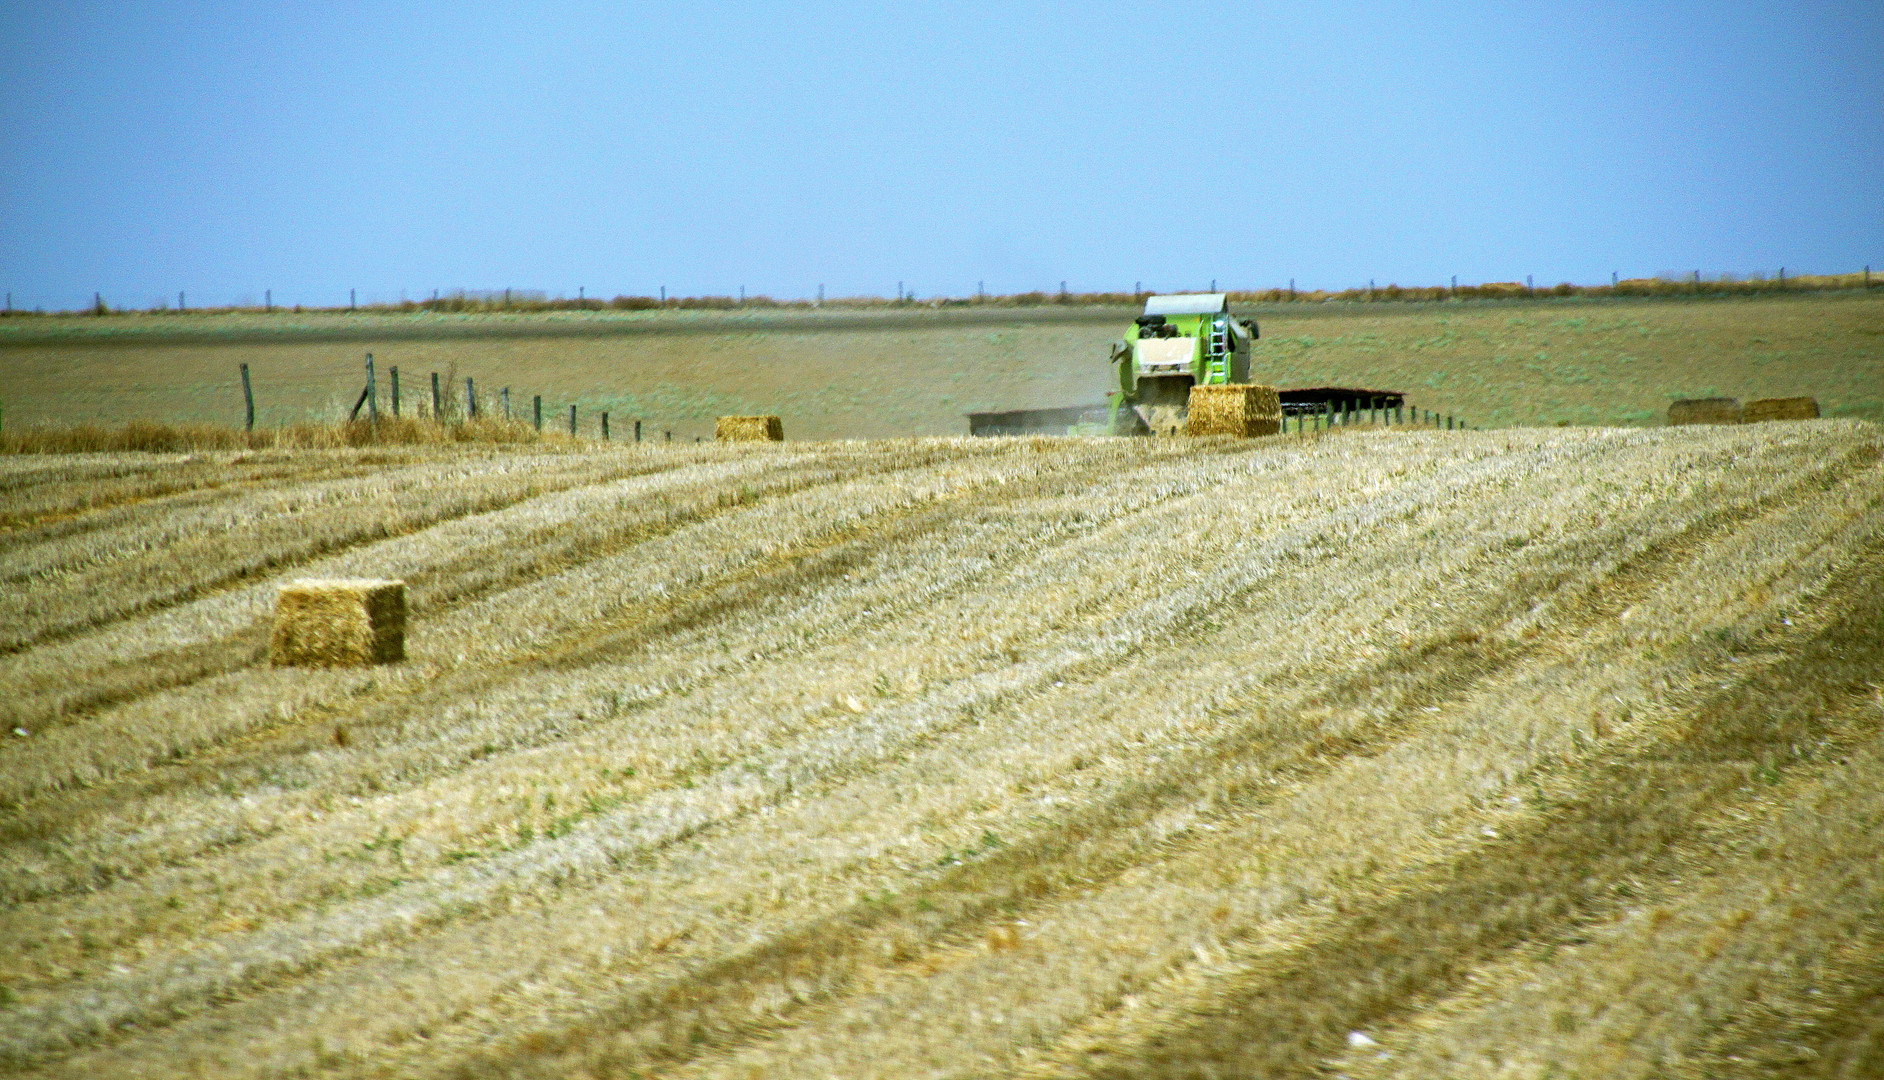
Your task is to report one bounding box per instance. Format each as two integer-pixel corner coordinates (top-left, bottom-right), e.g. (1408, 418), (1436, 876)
(1143, 293), (1228, 316)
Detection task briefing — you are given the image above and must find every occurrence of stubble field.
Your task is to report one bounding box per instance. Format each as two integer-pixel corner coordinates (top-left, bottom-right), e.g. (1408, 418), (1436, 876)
(3, 418), (1883, 1078)
(2, 290), (1879, 439)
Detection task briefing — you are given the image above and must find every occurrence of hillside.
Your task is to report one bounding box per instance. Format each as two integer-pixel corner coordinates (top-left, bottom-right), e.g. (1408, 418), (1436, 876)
(2, 421), (1882, 1078)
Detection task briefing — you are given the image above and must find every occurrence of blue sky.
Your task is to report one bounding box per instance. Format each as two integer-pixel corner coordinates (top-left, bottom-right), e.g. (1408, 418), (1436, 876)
(2, 1), (1879, 310)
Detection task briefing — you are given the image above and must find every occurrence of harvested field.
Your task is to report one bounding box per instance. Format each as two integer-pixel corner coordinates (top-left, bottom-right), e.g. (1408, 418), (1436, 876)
(2, 420), (1883, 1078)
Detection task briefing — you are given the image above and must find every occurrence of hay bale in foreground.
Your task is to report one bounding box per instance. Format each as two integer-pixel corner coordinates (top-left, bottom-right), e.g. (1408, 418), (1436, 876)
(1743, 396), (1820, 422)
(1186, 384), (1282, 437)
(1668, 398), (1742, 425)
(715, 415), (784, 442)
(270, 579), (406, 667)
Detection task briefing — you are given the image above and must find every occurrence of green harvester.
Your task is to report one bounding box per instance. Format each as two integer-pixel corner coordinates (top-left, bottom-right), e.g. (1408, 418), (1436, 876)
(1107, 292), (1257, 435)
(964, 293), (1258, 437)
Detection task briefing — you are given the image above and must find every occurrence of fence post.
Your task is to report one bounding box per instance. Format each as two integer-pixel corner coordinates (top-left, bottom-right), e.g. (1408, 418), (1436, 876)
(240, 363), (254, 431)
(569, 404), (577, 435)
(635, 419), (642, 442)
(365, 354), (378, 422)
(533, 395), (542, 430)
(1447, 415), (1454, 430)
(465, 377), (476, 418)
(431, 372), (441, 419)
(601, 412), (609, 440)
(502, 387), (510, 420)
(389, 366), (400, 416)
(265, 289), (271, 312)
(665, 430), (672, 442)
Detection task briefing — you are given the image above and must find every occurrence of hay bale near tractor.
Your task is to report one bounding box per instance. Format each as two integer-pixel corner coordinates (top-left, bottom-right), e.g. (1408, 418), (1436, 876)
(270, 579), (407, 667)
(1743, 396), (1820, 422)
(716, 415), (784, 442)
(1668, 398), (1743, 425)
(1186, 384), (1282, 437)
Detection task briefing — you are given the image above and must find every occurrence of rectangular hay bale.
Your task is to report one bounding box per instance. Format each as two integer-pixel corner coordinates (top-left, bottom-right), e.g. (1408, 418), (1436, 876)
(1742, 396), (1820, 422)
(270, 579), (406, 667)
(1186, 384), (1283, 437)
(1668, 397), (1742, 425)
(715, 415), (784, 442)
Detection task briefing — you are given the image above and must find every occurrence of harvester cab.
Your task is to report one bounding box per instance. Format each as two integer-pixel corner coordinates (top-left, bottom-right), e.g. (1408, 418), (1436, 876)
(1108, 293), (1256, 435)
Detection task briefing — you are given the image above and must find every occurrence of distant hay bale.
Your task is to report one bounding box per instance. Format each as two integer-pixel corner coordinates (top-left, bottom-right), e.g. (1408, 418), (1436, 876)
(270, 579), (406, 667)
(1186, 384), (1282, 437)
(715, 415), (784, 442)
(1668, 398), (1742, 425)
(1743, 396), (1820, 423)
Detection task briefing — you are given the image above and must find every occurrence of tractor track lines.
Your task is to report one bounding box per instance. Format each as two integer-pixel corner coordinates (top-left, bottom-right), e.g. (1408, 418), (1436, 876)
(1057, 535), (1884, 1080)
(0, 442), (1279, 1058)
(0, 446), (936, 747)
(0, 440), (1141, 902)
(0, 439), (1253, 912)
(2, 423), (1881, 1078)
(0, 454), (403, 554)
(527, 459), (1866, 1078)
(0, 454), (715, 656)
(463, 433), (1876, 1070)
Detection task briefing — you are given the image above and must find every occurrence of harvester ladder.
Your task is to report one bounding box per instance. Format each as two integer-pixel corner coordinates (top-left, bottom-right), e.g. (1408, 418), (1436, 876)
(1205, 317), (1230, 384)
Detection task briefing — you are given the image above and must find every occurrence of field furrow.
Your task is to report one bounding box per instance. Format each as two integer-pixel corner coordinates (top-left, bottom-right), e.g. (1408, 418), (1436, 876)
(0, 422), (1878, 1078)
(0, 449), (729, 653)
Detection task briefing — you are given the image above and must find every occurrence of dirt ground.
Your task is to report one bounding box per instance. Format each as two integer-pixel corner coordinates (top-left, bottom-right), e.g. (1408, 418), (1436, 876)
(1, 291), (1878, 439)
(2, 419), (1882, 1077)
